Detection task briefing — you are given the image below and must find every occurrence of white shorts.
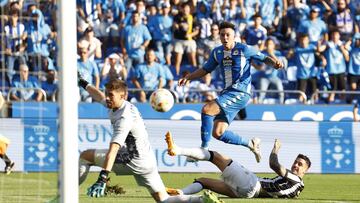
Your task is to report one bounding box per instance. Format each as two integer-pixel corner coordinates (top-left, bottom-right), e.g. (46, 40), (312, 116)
(173, 39), (197, 54)
(221, 161), (261, 198)
(94, 149), (166, 194)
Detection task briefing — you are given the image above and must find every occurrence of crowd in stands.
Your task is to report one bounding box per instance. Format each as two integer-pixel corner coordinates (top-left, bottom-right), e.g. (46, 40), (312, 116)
(0, 0), (359, 105)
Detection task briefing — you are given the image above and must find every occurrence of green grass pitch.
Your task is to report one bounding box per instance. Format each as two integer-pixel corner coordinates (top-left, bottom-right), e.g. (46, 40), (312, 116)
(0, 172), (359, 202)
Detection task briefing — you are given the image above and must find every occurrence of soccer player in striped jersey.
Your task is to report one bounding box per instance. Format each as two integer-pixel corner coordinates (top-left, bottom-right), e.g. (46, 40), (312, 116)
(178, 21), (283, 163)
(165, 132), (311, 199)
(77, 77), (223, 203)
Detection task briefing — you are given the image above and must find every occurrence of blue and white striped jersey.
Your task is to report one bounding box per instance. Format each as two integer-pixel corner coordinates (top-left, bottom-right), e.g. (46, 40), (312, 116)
(203, 42), (266, 94)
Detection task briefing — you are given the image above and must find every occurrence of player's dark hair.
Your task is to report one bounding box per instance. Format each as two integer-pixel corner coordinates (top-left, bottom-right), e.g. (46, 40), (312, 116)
(105, 79), (128, 93)
(297, 154), (311, 168)
(219, 21), (235, 31)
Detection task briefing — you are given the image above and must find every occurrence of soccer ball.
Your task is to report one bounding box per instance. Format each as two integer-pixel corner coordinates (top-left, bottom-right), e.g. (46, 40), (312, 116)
(150, 89), (174, 112)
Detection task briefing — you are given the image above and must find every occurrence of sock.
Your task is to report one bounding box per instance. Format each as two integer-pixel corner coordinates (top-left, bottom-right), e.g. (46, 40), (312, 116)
(219, 130), (250, 147)
(1, 154), (11, 165)
(181, 181), (204, 195)
(161, 195), (202, 203)
(177, 147), (211, 161)
(79, 158), (91, 185)
(201, 113), (214, 148)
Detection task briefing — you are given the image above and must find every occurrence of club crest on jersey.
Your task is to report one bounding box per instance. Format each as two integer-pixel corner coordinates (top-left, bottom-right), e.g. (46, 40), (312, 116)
(222, 56), (233, 67)
(233, 50), (239, 55)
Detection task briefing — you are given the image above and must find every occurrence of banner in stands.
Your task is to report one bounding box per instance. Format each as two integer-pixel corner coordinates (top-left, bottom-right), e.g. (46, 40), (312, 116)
(0, 119), (359, 173)
(11, 102), (357, 122)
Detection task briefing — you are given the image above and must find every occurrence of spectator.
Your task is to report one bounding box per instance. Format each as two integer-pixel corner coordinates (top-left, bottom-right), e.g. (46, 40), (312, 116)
(242, 14), (267, 50)
(255, 38), (286, 104)
(297, 6), (328, 45)
(285, 0), (310, 46)
(100, 0), (126, 24)
(210, 0), (225, 23)
(318, 29), (349, 103)
(172, 2), (199, 76)
(348, 1), (360, 33)
(76, 0), (102, 33)
(0, 91), (4, 113)
(189, 73), (217, 102)
(100, 53), (127, 89)
(195, 0), (213, 40)
(10, 64), (44, 101)
(159, 64), (174, 90)
(26, 9), (55, 63)
(95, 9), (120, 56)
(197, 23), (221, 69)
(153, 50), (174, 89)
(222, 0), (246, 36)
(306, 0), (333, 20)
(354, 103), (359, 122)
(328, 0), (355, 42)
(173, 70), (191, 103)
(4, 8), (27, 80)
(287, 34), (318, 103)
(258, 0), (283, 33)
(120, 11), (151, 71)
(39, 0), (57, 31)
(121, 0), (147, 27)
(131, 49), (164, 102)
(77, 47), (100, 102)
(41, 69), (58, 101)
(79, 26), (102, 61)
(346, 33), (360, 103)
(150, 2), (173, 65)
(0, 72), (11, 99)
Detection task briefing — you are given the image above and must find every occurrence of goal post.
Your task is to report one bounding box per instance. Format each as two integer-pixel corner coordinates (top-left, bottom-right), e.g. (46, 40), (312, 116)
(57, 0), (79, 202)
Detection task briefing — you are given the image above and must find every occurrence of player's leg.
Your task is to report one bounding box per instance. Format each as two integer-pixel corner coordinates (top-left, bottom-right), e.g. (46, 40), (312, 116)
(258, 77), (270, 103)
(1, 153), (15, 175)
(135, 167), (204, 203)
(79, 149), (96, 185)
(210, 91), (261, 162)
(166, 131), (233, 171)
(0, 138), (14, 174)
(200, 101), (221, 148)
(173, 40), (184, 76)
(180, 178), (237, 198)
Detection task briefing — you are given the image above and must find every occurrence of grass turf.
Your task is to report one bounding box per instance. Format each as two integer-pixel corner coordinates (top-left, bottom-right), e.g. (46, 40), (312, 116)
(0, 172), (359, 202)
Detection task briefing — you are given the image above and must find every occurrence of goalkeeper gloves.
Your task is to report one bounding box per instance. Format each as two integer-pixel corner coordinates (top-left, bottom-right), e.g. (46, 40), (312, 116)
(77, 71), (89, 89)
(87, 170), (109, 198)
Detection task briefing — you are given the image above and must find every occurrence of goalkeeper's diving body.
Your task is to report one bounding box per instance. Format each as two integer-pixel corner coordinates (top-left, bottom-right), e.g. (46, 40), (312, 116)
(165, 132), (311, 199)
(78, 78), (223, 202)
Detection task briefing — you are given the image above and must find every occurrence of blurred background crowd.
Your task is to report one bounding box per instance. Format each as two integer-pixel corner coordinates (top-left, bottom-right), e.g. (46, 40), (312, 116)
(0, 0), (359, 104)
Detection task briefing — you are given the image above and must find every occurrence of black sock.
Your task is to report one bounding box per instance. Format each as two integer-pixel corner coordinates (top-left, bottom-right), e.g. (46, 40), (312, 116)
(1, 154), (11, 166)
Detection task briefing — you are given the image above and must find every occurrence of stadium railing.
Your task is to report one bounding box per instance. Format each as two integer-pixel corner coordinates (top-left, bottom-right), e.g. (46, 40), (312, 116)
(6, 87), (47, 102)
(310, 90), (360, 104)
(252, 89), (307, 104)
(127, 88), (307, 104)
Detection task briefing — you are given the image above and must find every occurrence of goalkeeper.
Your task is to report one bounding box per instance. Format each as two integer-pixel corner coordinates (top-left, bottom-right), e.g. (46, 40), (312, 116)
(78, 76), (223, 203)
(0, 134), (15, 174)
(165, 132), (311, 199)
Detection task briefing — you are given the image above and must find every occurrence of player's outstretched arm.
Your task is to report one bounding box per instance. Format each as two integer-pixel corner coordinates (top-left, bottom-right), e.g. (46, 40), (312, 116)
(178, 68), (208, 86)
(78, 72), (105, 102)
(269, 139), (287, 177)
(87, 143), (121, 198)
(264, 56), (284, 70)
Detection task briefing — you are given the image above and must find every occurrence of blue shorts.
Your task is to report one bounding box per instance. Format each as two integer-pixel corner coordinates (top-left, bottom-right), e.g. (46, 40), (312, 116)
(215, 90), (250, 123)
